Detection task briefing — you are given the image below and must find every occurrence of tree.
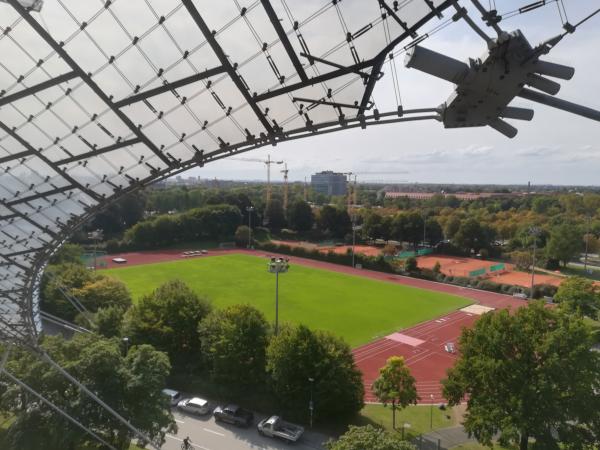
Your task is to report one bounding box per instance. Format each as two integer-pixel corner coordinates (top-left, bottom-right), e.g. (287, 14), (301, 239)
(288, 200), (314, 232)
(382, 244), (398, 256)
(48, 243), (84, 265)
(372, 356), (419, 429)
(41, 263), (97, 321)
(405, 257), (418, 272)
(554, 276), (600, 319)
(452, 218), (494, 253)
(264, 199), (286, 229)
(318, 205), (352, 238)
(266, 325), (364, 423)
(94, 305), (125, 338)
(444, 216), (461, 240)
(325, 425), (416, 450)
(234, 225), (251, 247)
(199, 304), (270, 390)
(511, 250), (533, 270)
(583, 233), (600, 254)
(1, 334), (175, 450)
(73, 276), (132, 312)
(392, 213), (423, 248)
(546, 223), (582, 266)
(123, 280), (212, 368)
(425, 218), (444, 246)
(442, 302), (600, 450)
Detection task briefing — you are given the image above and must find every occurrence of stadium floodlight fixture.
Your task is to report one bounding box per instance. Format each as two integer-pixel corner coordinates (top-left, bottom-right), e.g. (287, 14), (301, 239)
(268, 257), (290, 335)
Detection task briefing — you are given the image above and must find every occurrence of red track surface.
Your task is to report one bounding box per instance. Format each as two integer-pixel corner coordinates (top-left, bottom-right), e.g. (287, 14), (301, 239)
(101, 248), (527, 404)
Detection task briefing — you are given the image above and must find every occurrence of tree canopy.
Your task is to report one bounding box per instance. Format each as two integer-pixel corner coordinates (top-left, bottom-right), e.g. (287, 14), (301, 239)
(288, 200), (314, 232)
(442, 302), (600, 450)
(554, 276), (600, 319)
(0, 335), (174, 450)
(266, 324), (364, 423)
(372, 356), (419, 429)
(546, 223), (582, 266)
(199, 304), (270, 390)
(123, 279), (212, 368)
(325, 425), (416, 450)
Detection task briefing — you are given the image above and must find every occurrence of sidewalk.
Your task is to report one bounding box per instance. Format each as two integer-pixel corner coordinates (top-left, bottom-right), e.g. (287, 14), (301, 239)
(414, 425), (476, 450)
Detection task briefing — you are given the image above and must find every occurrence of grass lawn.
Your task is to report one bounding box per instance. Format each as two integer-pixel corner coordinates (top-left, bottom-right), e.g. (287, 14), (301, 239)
(562, 264), (600, 281)
(105, 254), (471, 346)
(354, 404), (455, 438)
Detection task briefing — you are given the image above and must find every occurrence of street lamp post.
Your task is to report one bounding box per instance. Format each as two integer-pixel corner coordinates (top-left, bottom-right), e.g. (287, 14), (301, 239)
(584, 215), (591, 272)
(268, 257), (289, 335)
(246, 206), (255, 249)
(308, 377), (314, 428)
(529, 226), (541, 300)
(430, 394), (434, 429)
(351, 224), (362, 268)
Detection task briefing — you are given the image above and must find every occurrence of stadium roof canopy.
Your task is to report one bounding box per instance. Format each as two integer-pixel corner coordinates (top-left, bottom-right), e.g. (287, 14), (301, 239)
(0, 0), (599, 347)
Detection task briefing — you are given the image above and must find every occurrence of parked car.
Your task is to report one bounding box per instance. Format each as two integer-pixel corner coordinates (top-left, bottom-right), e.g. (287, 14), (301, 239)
(513, 292), (528, 299)
(213, 404), (253, 427)
(162, 389), (182, 407)
(177, 397), (210, 416)
(257, 415), (304, 443)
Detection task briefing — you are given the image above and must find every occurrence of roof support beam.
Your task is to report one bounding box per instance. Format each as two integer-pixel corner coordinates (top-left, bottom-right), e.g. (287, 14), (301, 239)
(114, 67), (226, 108)
(260, 0), (308, 82)
(0, 149), (35, 165)
(378, 0), (416, 37)
(181, 0), (274, 134)
(7, 0), (174, 168)
(56, 138), (141, 165)
(0, 121), (102, 202)
(5, 185), (73, 207)
(0, 71), (78, 107)
(255, 58), (376, 102)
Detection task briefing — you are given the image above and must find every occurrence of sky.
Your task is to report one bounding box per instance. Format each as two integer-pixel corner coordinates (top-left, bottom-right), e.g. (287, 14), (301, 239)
(186, 0), (600, 186)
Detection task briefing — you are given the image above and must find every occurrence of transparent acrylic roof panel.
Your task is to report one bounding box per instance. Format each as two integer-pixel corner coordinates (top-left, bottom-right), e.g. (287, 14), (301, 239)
(0, 0), (450, 345)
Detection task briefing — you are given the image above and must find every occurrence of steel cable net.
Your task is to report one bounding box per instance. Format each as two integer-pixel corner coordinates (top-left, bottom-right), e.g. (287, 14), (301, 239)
(0, 0), (598, 346)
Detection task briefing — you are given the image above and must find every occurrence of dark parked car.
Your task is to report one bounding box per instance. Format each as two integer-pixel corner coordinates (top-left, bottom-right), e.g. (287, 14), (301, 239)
(213, 404), (254, 427)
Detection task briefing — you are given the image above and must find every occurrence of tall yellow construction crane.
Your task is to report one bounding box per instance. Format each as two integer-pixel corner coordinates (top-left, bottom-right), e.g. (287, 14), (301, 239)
(230, 155), (283, 222)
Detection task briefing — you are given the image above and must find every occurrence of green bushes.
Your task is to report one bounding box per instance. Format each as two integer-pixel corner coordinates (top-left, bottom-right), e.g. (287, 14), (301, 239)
(123, 204), (241, 249)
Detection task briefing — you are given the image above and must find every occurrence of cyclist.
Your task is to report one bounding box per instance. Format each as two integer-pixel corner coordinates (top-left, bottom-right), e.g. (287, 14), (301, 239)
(181, 436), (192, 450)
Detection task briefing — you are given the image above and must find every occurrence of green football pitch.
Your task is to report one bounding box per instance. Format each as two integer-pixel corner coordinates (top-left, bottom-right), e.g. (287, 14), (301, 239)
(105, 254), (471, 347)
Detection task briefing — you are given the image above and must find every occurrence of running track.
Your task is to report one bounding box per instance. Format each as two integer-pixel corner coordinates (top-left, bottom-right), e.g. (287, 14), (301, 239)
(101, 248), (527, 404)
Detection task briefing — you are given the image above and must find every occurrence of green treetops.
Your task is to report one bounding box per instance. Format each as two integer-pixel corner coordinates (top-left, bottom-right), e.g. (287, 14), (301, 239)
(325, 425), (416, 450)
(372, 356), (419, 430)
(554, 276), (600, 319)
(123, 279), (212, 368)
(442, 302), (600, 450)
(1, 335), (174, 450)
(199, 304), (270, 390)
(266, 324), (364, 423)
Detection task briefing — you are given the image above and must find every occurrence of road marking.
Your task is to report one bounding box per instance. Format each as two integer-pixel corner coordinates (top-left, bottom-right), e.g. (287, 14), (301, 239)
(166, 434), (210, 450)
(174, 419), (185, 424)
(203, 428), (225, 437)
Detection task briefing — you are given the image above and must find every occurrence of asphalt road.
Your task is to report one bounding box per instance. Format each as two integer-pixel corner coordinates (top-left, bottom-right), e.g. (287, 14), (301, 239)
(163, 408), (327, 450)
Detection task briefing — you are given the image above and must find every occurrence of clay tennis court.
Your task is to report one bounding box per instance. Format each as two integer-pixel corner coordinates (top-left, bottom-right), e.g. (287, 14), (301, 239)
(488, 270), (563, 287)
(416, 255), (507, 277)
